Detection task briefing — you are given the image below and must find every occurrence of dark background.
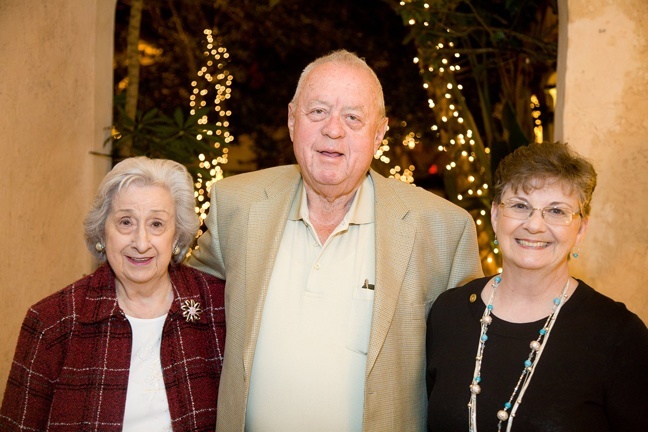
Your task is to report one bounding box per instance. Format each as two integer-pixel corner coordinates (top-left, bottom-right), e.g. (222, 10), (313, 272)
(113, 0), (444, 188)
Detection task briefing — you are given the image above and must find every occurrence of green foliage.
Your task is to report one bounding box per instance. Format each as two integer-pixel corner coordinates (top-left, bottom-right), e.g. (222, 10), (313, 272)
(113, 0), (436, 183)
(111, 0), (558, 273)
(397, 0), (557, 165)
(393, 0), (558, 273)
(109, 103), (225, 180)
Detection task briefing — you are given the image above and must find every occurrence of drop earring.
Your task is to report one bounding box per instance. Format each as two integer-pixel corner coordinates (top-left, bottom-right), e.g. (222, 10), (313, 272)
(571, 246), (580, 259)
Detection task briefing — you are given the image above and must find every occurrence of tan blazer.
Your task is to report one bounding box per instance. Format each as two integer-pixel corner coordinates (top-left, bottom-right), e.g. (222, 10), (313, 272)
(188, 165), (483, 432)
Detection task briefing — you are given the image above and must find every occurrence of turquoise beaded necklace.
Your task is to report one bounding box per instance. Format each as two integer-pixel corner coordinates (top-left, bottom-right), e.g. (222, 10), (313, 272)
(468, 275), (571, 432)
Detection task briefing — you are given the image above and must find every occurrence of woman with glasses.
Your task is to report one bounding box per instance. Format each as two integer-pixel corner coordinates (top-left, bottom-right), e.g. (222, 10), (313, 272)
(426, 141), (648, 432)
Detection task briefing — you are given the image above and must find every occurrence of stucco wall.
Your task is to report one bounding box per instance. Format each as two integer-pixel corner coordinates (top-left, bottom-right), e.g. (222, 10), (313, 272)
(0, 0), (115, 397)
(557, 0), (648, 323)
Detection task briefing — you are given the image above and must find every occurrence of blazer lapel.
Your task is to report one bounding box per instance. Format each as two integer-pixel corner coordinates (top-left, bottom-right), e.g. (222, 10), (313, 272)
(367, 171), (416, 373)
(243, 166), (302, 375)
(239, 168), (416, 376)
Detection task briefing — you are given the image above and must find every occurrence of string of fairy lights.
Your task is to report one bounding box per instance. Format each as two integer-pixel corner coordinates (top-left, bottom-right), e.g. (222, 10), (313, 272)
(190, 14), (545, 271)
(190, 29), (232, 233)
(399, 1), (548, 273)
(399, 1), (508, 272)
(374, 132), (417, 184)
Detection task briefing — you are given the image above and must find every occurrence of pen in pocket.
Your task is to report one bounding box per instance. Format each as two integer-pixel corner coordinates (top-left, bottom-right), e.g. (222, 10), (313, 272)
(362, 279), (375, 290)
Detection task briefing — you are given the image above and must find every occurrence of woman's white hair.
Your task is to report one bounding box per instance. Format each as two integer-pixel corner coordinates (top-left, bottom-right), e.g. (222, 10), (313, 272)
(84, 156), (199, 264)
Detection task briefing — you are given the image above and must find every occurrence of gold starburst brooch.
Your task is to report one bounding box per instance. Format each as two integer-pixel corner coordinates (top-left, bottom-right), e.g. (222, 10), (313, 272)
(181, 299), (202, 322)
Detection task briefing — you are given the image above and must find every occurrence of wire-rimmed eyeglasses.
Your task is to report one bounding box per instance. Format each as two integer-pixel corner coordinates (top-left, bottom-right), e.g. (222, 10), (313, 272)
(499, 200), (581, 226)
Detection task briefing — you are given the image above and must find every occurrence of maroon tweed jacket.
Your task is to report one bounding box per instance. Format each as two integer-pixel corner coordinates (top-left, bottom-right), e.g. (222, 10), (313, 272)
(0, 263), (225, 431)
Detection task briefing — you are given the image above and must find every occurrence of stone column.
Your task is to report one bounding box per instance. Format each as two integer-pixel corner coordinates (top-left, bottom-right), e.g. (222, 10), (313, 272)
(0, 0), (116, 395)
(558, 0), (648, 323)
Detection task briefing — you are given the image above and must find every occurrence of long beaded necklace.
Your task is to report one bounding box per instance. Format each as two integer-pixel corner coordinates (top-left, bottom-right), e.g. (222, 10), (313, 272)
(468, 275), (570, 432)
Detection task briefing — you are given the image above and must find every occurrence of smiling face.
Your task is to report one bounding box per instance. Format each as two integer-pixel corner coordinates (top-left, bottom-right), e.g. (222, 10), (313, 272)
(104, 183), (177, 292)
(491, 180), (588, 274)
(288, 62), (388, 199)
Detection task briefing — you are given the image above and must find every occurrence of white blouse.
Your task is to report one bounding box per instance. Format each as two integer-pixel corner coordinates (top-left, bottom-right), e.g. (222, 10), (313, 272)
(122, 314), (172, 432)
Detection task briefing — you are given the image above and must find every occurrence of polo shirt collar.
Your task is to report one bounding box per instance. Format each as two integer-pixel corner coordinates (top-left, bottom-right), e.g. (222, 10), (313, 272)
(288, 174), (375, 225)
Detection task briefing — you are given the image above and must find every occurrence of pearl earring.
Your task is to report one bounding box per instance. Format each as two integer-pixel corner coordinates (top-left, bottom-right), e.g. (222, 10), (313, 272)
(95, 242), (105, 252)
(173, 245), (181, 255)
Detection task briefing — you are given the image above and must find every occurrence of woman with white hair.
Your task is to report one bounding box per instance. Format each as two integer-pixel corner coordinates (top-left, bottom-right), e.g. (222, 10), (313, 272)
(0, 157), (225, 431)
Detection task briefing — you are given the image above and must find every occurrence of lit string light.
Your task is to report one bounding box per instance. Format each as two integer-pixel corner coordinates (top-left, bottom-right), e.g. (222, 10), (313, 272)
(374, 127), (419, 184)
(531, 94), (543, 143)
(191, 29), (233, 235)
(399, 0), (501, 272)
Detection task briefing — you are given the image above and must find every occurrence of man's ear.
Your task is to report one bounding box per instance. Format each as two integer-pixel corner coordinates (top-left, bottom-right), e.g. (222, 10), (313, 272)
(373, 116), (388, 152)
(288, 103), (296, 141)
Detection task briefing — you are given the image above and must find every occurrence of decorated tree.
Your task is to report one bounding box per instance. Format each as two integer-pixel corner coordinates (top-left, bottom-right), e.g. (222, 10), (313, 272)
(189, 29), (234, 231)
(111, 0), (558, 272)
(393, 0), (558, 273)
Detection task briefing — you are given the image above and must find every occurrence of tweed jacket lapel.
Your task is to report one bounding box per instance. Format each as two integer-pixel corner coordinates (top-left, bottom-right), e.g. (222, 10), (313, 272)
(366, 170), (416, 373)
(243, 166), (302, 376)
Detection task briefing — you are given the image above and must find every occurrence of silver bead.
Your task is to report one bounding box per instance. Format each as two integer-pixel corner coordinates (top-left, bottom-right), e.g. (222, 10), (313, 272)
(497, 409), (509, 421)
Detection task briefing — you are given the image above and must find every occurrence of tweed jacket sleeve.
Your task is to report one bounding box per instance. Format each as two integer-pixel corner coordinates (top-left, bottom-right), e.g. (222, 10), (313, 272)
(187, 200), (227, 280)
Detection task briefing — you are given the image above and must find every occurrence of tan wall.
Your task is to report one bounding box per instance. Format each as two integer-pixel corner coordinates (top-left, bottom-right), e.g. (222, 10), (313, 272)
(557, 0), (648, 324)
(0, 0), (116, 397)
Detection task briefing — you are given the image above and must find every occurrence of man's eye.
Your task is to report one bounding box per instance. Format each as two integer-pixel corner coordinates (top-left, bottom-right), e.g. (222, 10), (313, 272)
(345, 114), (364, 129)
(309, 109), (326, 115)
(306, 109), (327, 120)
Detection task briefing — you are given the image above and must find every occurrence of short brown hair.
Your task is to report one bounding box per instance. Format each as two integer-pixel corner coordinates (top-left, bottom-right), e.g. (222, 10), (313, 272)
(492, 142), (597, 217)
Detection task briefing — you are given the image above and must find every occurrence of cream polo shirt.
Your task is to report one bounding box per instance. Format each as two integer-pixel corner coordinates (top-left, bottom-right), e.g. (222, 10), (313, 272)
(245, 175), (376, 432)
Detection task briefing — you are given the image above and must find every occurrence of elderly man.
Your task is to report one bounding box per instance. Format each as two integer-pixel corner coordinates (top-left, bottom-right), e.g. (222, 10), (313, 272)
(189, 50), (483, 431)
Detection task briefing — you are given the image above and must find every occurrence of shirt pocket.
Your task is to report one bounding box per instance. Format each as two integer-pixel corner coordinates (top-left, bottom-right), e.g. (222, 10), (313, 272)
(345, 285), (375, 355)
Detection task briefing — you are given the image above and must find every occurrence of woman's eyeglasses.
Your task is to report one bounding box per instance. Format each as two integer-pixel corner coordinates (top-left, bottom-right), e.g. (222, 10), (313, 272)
(499, 200), (581, 225)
